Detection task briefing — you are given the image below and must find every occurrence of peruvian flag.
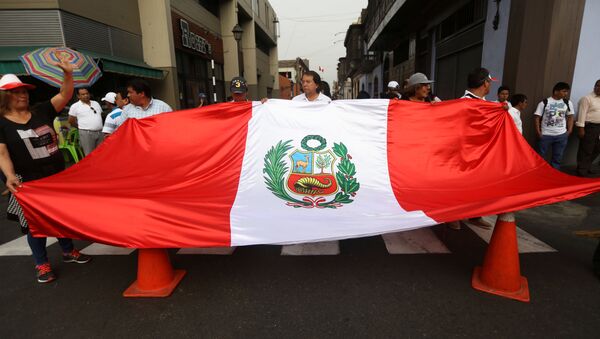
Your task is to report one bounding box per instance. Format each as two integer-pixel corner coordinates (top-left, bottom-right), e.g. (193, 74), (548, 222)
(16, 99), (600, 248)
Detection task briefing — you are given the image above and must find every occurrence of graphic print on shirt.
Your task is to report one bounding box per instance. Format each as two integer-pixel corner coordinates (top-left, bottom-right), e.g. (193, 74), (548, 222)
(543, 102), (567, 128)
(16, 125), (58, 160)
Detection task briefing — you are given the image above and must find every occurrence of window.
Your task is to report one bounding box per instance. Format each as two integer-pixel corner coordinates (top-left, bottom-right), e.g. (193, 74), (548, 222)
(438, 0), (486, 40)
(393, 40), (409, 66)
(196, 0), (219, 17)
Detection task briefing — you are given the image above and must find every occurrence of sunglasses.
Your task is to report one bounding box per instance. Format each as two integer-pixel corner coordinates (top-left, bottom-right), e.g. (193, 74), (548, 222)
(90, 107), (97, 114)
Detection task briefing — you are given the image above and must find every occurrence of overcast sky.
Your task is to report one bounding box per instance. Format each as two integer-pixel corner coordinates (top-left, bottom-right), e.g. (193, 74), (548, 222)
(269, 0), (368, 86)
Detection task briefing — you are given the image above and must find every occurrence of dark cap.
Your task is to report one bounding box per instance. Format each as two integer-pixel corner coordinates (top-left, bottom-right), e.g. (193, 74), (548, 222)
(198, 92), (207, 99)
(230, 77), (248, 94)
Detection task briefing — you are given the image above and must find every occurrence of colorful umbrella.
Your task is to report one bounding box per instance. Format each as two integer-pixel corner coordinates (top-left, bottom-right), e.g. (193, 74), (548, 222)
(19, 47), (102, 88)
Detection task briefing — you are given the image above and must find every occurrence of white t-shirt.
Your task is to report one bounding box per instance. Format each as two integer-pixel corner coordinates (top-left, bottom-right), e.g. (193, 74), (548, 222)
(495, 100), (513, 108)
(534, 97), (575, 136)
(68, 100), (103, 130)
(508, 107), (523, 134)
(102, 108), (124, 134)
(292, 92), (332, 103)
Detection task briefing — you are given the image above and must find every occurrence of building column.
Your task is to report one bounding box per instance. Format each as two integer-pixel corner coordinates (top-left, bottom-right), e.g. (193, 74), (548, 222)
(269, 45), (280, 98)
(241, 19), (258, 99)
(137, 0), (178, 109)
(220, 0), (239, 90)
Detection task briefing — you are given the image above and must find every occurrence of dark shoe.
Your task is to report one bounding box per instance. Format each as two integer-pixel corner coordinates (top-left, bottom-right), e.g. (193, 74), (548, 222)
(467, 217), (492, 229)
(36, 263), (56, 283)
(446, 221), (461, 230)
(63, 249), (92, 264)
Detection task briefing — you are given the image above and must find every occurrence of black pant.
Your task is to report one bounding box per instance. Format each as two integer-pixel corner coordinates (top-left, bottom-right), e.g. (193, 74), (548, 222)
(577, 123), (600, 173)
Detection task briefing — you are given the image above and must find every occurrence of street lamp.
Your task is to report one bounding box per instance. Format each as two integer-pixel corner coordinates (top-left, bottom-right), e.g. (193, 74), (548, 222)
(232, 24), (243, 76)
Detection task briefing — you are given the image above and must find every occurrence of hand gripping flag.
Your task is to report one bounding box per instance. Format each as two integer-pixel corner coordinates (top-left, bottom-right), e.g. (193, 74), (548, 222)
(16, 99), (600, 248)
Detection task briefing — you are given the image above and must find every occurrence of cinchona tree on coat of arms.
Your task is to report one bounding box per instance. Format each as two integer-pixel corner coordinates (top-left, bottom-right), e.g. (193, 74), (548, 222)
(263, 135), (360, 209)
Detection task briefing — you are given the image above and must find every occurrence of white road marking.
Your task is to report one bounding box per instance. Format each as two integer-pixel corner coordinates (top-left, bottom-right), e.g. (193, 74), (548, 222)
(281, 241), (340, 255)
(466, 216), (556, 253)
(382, 228), (451, 254)
(0, 236), (57, 256)
(80, 243), (136, 255)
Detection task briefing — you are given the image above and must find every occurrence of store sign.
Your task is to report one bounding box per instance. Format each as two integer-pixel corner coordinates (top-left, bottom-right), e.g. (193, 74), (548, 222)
(180, 19), (212, 55)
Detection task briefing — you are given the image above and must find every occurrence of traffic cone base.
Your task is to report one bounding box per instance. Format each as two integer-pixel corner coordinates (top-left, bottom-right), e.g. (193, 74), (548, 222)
(472, 266), (530, 302)
(123, 249), (186, 298)
(123, 269), (186, 297)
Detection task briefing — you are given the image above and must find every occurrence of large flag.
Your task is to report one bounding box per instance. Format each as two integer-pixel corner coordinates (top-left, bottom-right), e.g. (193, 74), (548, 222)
(16, 99), (600, 248)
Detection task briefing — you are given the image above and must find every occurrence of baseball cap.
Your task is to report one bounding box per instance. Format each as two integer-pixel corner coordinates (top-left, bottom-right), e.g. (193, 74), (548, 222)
(101, 92), (117, 104)
(0, 74), (36, 91)
(407, 73), (434, 87)
(230, 77), (248, 94)
(387, 80), (400, 89)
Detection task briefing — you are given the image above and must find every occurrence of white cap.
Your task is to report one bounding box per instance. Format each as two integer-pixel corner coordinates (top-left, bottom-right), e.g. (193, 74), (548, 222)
(0, 74), (35, 90)
(387, 81), (400, 89)
(101, 92), (117, 104)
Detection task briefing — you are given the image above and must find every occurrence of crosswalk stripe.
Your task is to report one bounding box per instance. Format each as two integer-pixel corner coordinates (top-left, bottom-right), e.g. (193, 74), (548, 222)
(0, 236), (57, 256)
(281, 240), (340, 255)
(177, 247), (236, 255)
(80, 243), (136, 255)
(382, 228), (451, 254)
(467, 216), (557, 253)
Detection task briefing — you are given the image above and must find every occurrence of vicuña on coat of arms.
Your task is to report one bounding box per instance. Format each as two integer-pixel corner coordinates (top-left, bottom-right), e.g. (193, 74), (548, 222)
(263, 135), (360, 209)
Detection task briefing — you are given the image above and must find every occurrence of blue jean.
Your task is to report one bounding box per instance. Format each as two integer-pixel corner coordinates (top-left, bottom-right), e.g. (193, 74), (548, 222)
(538, 133), (569, 169)
(27, 233), (74, 266)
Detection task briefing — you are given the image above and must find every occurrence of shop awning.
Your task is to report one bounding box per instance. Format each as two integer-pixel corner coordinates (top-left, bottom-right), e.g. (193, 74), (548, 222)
(0, 46), (29, 75)
(80, 50), (165, 79)
(0, 46), (165, 79)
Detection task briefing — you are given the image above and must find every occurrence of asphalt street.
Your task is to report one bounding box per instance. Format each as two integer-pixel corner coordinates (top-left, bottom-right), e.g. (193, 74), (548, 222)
(0, 185), (599, 338)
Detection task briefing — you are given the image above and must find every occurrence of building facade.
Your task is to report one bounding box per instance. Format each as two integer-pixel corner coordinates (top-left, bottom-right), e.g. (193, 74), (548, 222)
(278, 58), (309, 99)
(0, 0), (279, 109)
(339, 0), (600, 164)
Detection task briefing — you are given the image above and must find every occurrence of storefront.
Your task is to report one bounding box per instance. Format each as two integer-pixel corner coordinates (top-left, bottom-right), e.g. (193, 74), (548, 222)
(172, 12), (225, 108)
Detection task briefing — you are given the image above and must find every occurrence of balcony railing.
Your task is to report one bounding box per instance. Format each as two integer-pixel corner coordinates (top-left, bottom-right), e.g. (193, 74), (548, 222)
(363, 0), (396, 46)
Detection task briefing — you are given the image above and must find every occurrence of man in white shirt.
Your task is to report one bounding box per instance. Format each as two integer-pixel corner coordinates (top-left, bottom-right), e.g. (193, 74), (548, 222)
(454, 67), (499, 230)
(68, 88), (104, 156)
(101, 90), (125, 136)
(120, 78), (172, 124)
(292, 71), (332, 103)
(508, 94), (527, 134)
(534, 82), (575, 169)
(576, 79), (600, 177)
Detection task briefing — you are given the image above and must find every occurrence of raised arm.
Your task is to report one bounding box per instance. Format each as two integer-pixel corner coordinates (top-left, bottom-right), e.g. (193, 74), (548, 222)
(50, 51), (75, 113)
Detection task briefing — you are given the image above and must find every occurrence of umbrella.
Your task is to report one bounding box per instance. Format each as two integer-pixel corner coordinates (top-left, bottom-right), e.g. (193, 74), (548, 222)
(19, 47), (102, 88)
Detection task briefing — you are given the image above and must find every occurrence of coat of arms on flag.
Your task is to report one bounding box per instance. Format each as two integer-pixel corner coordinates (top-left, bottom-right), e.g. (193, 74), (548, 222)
(263, 135), (360, 209)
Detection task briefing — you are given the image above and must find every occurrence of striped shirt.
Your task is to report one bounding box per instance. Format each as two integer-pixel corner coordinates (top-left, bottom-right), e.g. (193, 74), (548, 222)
(122, 98), (172, 121)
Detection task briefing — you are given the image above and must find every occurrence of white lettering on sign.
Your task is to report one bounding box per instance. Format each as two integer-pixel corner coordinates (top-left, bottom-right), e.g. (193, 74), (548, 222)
(180, 19), (212, 55)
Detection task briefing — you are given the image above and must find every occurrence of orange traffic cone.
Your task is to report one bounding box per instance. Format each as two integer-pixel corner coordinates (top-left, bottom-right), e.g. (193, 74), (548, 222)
(471, 213), (530, 302)
(123, 249), (186, 297)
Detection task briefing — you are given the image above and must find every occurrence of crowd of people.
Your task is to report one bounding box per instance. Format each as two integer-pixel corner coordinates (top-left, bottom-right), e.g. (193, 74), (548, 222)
(0, 53), (598, 283)
(382, 69), (600, 178)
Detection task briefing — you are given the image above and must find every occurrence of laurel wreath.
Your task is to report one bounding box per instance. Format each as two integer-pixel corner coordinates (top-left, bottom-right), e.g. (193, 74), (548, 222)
(263, 139), (360, 209)
(301, 135), (327, 152)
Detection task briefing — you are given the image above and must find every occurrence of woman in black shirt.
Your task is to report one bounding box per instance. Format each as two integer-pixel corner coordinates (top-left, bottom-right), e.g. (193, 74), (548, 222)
(0, 55), (91, 283)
